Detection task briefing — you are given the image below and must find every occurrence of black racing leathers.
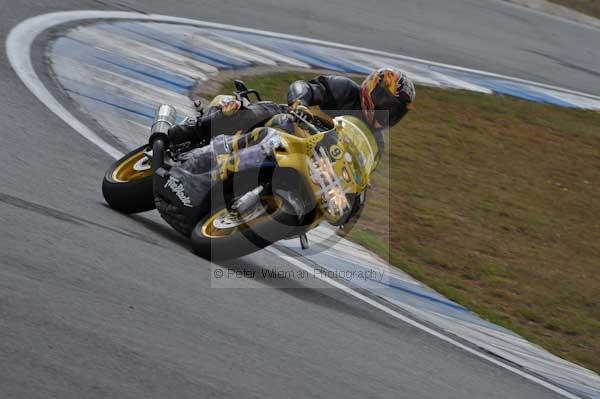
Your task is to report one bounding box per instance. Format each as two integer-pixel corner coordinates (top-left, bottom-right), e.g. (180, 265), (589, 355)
(166, 101), (281, 146)
(166, 76), (384, 161)
(287, 75), (385, 160)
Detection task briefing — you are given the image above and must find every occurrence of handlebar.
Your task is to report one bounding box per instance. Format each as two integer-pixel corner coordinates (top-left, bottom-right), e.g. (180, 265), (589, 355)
(276, 103), (323, 134)
(290, 110), (321, 135)
(235, 89), (262, 103)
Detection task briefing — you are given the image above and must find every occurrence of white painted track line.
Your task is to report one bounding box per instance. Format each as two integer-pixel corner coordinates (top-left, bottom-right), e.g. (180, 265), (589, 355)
(6, 11), (592, 399)
(267, 247), (582, 399)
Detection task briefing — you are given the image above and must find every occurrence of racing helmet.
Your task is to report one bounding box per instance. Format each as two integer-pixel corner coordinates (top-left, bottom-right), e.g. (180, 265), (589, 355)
(360, 68), (415, 128)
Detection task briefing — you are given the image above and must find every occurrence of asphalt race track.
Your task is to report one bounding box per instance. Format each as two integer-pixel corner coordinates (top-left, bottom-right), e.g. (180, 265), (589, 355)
(1, 1), (599, 398)
(68, 0), (600, 96)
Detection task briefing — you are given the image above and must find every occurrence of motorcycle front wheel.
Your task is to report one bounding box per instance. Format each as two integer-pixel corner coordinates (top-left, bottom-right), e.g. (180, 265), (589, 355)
(191, 194), (298, 260)
(102, 145), (155, 214)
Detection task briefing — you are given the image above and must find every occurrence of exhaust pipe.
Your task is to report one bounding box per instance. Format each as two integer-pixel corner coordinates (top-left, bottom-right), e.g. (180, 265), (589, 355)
(150, 105), (177, 173)
(231, 186), (264, 215)
(151, 104), (177, 136)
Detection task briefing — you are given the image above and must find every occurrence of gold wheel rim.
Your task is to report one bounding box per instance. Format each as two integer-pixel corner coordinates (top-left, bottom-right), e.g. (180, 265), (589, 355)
(201, 196), (283, 239)
(112, 149), (152, 183)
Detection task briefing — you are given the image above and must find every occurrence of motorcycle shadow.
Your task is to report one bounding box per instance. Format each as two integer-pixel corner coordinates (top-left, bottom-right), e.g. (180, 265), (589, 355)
(217, 253), (398, 328)
(114, 208), (397, 328)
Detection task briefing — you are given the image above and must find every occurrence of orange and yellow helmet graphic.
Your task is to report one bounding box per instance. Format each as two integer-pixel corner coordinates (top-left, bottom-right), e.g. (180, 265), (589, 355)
(360, 68), (415, 126)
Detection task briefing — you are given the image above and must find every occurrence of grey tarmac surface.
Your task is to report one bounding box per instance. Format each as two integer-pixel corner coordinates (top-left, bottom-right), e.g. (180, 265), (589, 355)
(1, 0), (596, 398)
(105, 0), (600, 95)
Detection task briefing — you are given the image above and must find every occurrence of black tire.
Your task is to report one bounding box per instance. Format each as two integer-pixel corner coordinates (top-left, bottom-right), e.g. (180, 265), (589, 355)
(191, 195), (298, 260)
(102, 145), (155, 214)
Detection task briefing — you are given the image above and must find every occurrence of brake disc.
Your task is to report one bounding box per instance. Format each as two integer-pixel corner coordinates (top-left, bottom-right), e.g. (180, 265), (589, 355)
(212, 204), (267, 229)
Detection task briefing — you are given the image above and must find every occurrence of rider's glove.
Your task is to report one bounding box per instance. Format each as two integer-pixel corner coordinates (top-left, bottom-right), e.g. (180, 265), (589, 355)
(289, 101), (314, 123)
(215, 96), (242, 116)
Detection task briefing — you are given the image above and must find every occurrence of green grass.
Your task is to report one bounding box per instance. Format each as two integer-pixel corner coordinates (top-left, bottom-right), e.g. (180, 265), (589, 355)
(216, 72), (600, 374)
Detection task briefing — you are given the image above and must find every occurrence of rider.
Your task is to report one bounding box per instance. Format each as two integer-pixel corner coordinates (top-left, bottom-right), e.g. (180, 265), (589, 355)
(287, 68), (415, 161)
(163, 68), (415, 162)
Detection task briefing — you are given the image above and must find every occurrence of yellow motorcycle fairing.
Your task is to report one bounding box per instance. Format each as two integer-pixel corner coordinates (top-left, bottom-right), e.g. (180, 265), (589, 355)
(211, 114), (376, 225)
(273, 115), (377, 224)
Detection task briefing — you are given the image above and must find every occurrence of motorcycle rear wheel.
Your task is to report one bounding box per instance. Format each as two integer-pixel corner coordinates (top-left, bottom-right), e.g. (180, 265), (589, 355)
(191, 195), (298, 260)
(102, 145), (155, 214)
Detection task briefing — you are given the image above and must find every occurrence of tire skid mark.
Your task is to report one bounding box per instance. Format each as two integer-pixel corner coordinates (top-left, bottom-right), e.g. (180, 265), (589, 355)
(0, 192), (165, 249)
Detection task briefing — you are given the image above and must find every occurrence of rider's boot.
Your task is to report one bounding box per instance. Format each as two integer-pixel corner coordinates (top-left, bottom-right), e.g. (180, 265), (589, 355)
(167, 117), (211, 148)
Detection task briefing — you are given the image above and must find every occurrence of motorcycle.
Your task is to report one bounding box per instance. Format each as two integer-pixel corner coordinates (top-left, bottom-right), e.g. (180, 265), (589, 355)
(102, 82), (377, 260)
